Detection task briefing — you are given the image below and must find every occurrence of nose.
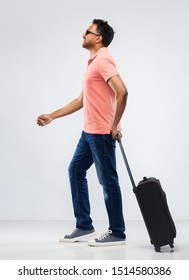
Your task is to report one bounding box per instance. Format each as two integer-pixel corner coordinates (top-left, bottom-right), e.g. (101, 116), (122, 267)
(82, 33), (86, 39)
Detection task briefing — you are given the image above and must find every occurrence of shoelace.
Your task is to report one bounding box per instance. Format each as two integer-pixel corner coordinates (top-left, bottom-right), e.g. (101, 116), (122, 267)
(67, 228), (78, 237)
(97, 230), (112, 241)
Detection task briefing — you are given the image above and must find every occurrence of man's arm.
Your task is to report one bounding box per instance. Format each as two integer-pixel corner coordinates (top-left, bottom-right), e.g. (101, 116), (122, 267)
(37, 90), (83, 126)
(108, 75), (128, 139)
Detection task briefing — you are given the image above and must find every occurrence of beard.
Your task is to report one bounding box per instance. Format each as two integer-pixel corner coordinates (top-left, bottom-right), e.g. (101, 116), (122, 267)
(82, 39), (92, 50)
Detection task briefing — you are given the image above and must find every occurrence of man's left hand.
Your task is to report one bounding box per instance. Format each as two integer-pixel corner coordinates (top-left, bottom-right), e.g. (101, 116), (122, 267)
(111, 127), (122, 140)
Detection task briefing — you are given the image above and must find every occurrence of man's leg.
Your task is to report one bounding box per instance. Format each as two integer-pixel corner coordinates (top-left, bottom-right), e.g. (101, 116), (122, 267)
(68, 131), (94, 230)
(86, 133), (125, 240)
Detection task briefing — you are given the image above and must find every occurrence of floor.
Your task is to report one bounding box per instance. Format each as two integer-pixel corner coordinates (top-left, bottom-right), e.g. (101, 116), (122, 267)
(0, 220), (188, 260)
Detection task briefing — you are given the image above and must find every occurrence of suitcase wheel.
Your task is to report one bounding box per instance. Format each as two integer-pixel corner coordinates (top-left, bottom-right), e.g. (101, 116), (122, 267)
(154, 243), (174, 252)
(155, 246), (161, 252)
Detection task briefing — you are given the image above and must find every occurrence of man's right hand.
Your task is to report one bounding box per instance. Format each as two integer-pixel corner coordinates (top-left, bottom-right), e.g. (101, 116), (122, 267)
(37, 114), (53, 126)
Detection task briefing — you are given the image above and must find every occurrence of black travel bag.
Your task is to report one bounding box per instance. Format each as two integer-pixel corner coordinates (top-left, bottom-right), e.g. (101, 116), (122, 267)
(117, 138), (176, 252)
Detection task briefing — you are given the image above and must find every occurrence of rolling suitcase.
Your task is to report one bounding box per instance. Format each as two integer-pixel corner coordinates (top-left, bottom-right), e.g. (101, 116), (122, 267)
(117, 137), (176, 252)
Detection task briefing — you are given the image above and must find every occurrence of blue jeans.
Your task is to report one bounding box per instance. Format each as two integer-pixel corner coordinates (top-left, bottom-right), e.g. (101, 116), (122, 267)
(68, 131), (125, 239)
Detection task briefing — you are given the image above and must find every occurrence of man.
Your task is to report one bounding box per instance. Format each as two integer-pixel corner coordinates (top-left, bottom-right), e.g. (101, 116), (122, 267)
(37, 19), (128, 247)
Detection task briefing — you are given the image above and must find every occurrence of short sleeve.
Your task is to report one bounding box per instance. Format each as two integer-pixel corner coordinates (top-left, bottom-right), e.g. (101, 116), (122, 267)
(97, 57), (119, 82)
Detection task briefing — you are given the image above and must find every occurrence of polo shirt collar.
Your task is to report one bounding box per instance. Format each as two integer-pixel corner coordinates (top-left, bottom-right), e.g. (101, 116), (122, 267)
(88, 47), (108, 64)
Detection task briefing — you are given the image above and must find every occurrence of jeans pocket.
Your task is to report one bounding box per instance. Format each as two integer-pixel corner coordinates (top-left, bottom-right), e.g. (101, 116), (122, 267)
(105, 134), (116, 148)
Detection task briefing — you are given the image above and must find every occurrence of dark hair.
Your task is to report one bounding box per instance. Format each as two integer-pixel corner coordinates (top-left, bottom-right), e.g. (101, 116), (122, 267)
(92, 19), (115, 47)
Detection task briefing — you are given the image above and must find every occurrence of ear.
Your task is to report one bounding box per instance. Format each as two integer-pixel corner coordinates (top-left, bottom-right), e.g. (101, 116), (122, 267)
(96, 35), (103, 44)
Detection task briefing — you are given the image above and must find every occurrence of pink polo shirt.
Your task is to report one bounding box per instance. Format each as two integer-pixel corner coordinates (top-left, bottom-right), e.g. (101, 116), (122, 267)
(83, 47), (120, 134)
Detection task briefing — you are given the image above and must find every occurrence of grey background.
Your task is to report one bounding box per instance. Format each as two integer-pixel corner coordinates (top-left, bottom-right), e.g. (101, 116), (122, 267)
(0, 0), (188, 221)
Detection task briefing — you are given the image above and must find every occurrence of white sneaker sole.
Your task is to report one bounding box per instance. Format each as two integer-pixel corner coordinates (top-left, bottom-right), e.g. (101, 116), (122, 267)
(88, 240), (126, 247)
(59, 232), (96, 243)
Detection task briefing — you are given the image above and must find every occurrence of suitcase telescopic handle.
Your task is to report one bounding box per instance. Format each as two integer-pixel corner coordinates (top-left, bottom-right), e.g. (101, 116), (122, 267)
(117, 137), (137, 193)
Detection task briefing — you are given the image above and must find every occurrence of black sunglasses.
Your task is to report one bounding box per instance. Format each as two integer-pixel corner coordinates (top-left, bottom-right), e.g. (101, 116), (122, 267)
(85, 29), (99, 36)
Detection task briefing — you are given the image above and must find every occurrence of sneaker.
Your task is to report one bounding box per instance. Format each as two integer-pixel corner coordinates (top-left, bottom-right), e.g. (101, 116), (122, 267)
(88, 230), (126, 247)
(59, 228), (95, 243)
